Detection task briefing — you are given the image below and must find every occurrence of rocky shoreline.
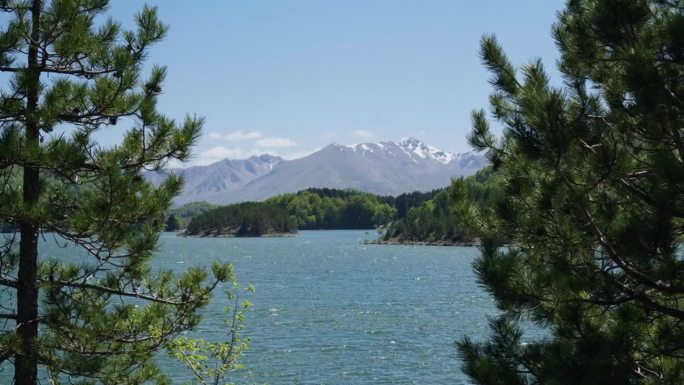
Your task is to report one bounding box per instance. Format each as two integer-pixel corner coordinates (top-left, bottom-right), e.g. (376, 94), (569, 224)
(180, 230), (297, 238)
(366, 238), (481, 247)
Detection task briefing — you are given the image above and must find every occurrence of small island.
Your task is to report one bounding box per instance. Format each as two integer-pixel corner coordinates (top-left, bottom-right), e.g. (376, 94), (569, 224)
(184, 202), (297, 237)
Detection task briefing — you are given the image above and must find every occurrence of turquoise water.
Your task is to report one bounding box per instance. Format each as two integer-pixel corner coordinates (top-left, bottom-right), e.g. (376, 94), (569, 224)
(154, 230), (496, 384)
(2, 230), (499, 384)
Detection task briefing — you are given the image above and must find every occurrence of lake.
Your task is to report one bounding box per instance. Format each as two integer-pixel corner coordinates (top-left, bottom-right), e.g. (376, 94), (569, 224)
(154, 230), (497, 384)
(2, 230), (498, 384)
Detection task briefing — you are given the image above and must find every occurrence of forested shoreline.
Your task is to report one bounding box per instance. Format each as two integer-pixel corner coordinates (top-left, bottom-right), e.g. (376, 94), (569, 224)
(182, 188), (403, 236)
(185, 201), (297, 237)
(175, 172), (501, 243)
(377, 167), (501, 245)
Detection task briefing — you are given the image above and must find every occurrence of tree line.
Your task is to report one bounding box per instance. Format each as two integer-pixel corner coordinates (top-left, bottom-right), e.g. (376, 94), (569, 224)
(380, 167), (503, 244)
(185, 201), (297, 236)
(164, 201), (216, 231)
(267, 188), (397, 230)
(175, 181), (504, 239)
(184, 188), (408, 235)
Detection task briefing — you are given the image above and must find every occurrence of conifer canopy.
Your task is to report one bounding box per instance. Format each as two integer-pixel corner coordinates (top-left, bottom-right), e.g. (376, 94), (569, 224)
(459, 1), (684, 384)
(0, 1), (233, 384)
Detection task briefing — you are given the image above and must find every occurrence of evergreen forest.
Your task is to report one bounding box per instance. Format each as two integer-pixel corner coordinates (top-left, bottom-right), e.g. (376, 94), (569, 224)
(380, 167), (503, 245)
(181, 187), (487, 237)
(185, 201), (297, 236)
(267, 188), (397, 230)
(185, 188), (401, 236)
(180, 178), (507, 243)
(164, 201), (216, 231)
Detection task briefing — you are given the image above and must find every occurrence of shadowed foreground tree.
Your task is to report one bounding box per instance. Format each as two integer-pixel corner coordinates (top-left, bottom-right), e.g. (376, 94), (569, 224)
(0, 1), (234, 384)
(458, 0), (684, 384)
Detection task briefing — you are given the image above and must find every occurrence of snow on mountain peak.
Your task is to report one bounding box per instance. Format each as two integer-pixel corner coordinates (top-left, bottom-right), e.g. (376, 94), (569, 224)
(342, 138), (459, 164)
(398, 138), (457, 165)
(400, 137), (431, 150)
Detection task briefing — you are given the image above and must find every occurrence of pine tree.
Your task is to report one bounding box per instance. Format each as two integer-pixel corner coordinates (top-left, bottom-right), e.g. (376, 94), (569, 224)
(459, 0), (684, 383)
(165, 213), (181, 232)
(0, 1), (233, 384)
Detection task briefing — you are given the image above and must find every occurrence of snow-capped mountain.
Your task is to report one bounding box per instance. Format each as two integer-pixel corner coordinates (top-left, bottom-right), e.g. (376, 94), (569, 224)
(340, 138), (485, 176)
(159, 138), (487, 205)
(395, 137), (457, 164)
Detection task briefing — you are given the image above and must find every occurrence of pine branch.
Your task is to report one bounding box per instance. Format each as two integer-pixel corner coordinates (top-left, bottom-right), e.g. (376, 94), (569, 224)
(178, 348), (208, 385)
(42, 279), (185, 306)
(0, 350), (11, 364)
(0, 312), (16, 320)
(41, 277), (220, 308)
(583, 207), (684, 295)
(0, 276), (17, 288)
(0, 64), (116, 77)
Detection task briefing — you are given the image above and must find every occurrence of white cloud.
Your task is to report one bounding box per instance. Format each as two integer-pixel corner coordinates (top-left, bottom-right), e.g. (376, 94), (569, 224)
(255, 137), (297, 148)
(192, 146), (250, 165)
(223, 130), (264, 142)
(352, 129), (374, 140)
(189, 143), (306, 166)
(188, 133), (305, 166)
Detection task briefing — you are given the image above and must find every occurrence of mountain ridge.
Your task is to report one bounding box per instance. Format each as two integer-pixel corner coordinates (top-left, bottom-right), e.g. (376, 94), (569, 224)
(152, 138), (487, 205)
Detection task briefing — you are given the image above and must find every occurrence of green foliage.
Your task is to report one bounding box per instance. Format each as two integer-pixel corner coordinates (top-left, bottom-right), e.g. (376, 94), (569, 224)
(170, 201), (218, 220)
(186, 202), (297, 236)
(164, 201), (216, 231)
(165, 213), (182, 232)
(185, 188), (403, 236)
(458, 1), (684, 384)
(379, 189), (440, 220)
(382, 167), (502, 244)
(0, 2), (234, 384)
(167, 264), (253, 385)
(267, 188), (397, 230)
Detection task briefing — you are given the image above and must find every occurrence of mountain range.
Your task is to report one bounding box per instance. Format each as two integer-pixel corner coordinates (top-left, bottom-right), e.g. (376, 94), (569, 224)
(150, 138), (487, 205)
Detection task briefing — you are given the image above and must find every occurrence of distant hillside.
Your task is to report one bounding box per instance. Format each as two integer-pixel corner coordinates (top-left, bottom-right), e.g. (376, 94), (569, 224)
(160, 138), (487, 205)
(146, 154), (283, 205)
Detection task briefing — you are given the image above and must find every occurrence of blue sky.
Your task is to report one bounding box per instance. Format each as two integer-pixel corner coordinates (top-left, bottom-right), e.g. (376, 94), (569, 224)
(106, 1), (565, 166)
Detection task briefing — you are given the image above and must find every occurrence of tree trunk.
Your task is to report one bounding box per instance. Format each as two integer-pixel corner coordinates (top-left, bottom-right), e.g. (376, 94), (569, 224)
(15, 1), (42, 384)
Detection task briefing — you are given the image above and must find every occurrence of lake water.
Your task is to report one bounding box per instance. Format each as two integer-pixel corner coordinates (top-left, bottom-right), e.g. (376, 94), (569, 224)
(154, 230), (497, 384)
(3, 230), (499, 384)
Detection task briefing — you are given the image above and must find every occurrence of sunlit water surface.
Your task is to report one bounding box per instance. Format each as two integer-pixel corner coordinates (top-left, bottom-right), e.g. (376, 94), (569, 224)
(4, 230), (504, 384)
(155, 230), (496, 384)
